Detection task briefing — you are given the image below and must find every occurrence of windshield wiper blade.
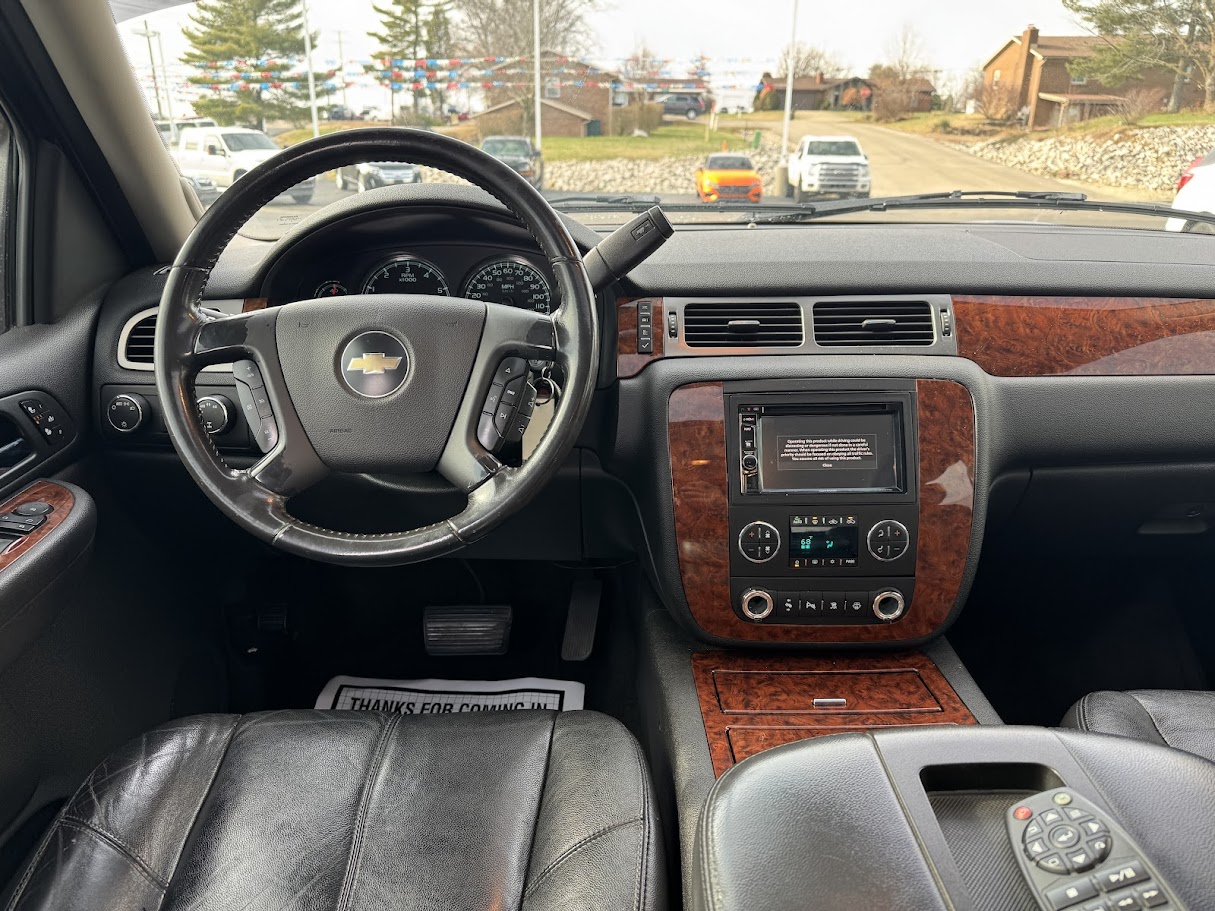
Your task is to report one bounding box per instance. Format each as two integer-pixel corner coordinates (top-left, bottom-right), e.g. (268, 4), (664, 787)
(746, 190), (1215, 228)
(546, 193), (662, 212)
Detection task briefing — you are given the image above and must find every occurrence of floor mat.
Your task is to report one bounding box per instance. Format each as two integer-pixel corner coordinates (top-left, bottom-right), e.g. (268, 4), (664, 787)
(315, 675), (585, 714)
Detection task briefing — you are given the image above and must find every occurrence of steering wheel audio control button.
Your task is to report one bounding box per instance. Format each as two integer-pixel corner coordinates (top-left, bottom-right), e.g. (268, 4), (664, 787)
(477, 412), (503, 451)
(493, 357), (528, 384)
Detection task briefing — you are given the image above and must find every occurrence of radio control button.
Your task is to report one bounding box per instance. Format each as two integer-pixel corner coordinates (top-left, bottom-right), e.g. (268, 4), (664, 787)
(868, 520), (910, 562)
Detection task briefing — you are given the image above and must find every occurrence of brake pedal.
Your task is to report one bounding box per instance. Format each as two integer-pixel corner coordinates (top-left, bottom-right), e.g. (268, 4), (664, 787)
(423, 605), (512, 656)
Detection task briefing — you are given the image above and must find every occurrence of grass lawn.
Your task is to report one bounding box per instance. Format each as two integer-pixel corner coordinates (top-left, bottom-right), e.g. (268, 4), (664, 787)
(274, 121), (380, 147)
(543, 122), (762, 162)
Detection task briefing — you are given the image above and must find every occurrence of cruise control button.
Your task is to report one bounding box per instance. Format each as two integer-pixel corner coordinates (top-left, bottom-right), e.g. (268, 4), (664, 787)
(232, 359), (264, 387)
(1047, 879), (1098, 910)
(1050, 825), (1081, 849)
(1098, 861), (1148, 892)
(1038, 853), (1068, 874)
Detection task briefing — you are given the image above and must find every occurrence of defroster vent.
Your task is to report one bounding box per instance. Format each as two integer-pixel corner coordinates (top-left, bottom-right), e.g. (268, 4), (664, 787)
(812, 300), (935, 347)
(683, 302), (803, 348)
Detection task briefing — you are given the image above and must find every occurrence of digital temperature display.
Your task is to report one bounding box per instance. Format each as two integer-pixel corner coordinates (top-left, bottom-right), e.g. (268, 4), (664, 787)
(788, 525), (859, 558)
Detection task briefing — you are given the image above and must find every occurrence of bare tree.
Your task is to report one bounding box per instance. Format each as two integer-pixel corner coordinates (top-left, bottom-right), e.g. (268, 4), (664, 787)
(1117, 86), (1167, 123)
(621, 42), (663, 81)
(869, 24), (935, 120)
(976, 79), (1021, 121)
(777, 43), (845, 80)
(451, 0), (599, 57)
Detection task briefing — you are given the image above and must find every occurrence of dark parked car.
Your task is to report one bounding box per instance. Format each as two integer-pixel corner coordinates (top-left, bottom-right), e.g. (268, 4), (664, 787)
(480, 136), (543, 189)
(659, 92), (707, 119)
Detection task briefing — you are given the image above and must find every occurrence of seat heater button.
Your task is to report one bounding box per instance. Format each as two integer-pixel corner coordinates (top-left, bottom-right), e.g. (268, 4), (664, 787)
(1098, 861), (1148, 892)
(18, 399), (44, 417)
(1047, 878), (1098, 910)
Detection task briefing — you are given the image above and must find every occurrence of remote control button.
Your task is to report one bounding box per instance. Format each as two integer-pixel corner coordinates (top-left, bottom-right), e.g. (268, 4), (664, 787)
(1109, 892), (1142, 911)
(1063, 807), (1089, 821)
(1026, 838), (1050, 858)
(1053, 793), (1074, 806)
(1081, 903), (1110, 911)
(1080, 819), (1109, 838)
(1041, 809), (1065, 826)
(1014, 805), (1034, 821)
(1050, 825), (1082, 849)
(1067, 847), (1098, 872)
(1038, 853), (1068, 874)
(1137, 885), (1167, 908)
(1024, 819), (1045, 840)
(1087, 836), (1113, 863)
(1047, 878), (1098, 910)
(1098, 861), (1148, 892)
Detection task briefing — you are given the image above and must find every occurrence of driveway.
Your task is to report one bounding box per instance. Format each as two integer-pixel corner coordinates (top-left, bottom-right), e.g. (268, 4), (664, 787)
(768, 110), (1168, 204)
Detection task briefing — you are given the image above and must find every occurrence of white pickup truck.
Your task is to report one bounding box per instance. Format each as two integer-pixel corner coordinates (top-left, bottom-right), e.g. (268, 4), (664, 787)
(172, 126), (315, 203)
(788, 135), (871, 203)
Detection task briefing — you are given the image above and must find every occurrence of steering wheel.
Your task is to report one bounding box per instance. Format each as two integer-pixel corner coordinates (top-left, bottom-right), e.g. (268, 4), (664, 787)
(155, 128), (598, 565)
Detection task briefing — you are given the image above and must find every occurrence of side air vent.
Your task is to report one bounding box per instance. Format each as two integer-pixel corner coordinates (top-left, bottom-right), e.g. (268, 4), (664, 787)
(683, 302), (803, 348)
(812, 300), (936, 347)
(123, 313), (157, 364)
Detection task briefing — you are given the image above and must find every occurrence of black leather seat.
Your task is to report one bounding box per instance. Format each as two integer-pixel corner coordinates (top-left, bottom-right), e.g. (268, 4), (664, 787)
(5, 710), (665, 911)
(1062, 689), (1215, 764)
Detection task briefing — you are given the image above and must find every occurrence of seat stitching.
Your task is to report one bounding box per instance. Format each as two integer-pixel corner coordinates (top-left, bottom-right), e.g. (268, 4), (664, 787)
(57, 819), (169, 891)
(335, 713), (401, 911)
(522, 818), (644, 899)
(629, 735), (649, 911)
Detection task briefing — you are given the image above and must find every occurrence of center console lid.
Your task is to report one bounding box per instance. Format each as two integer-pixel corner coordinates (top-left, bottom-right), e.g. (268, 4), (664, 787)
(694, 726), (1215, 911)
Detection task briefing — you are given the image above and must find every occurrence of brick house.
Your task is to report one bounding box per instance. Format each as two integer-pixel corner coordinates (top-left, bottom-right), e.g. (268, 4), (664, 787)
(759, 73), (932, 113)
(472, 53), (622, 137)
(982, 24), (1201, 128)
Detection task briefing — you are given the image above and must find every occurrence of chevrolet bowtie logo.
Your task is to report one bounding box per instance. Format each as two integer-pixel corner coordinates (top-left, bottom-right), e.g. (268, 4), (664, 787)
(346, 352), (403, 375)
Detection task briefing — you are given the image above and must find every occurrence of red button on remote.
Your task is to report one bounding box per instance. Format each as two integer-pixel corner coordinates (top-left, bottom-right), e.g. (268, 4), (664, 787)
(1014, 806), (1032, 820)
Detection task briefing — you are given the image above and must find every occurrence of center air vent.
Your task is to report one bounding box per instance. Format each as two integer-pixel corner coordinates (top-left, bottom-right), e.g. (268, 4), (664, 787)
(123, 313), (157, 364)
(683, 302), (803, 348)
(812, 300), (935, 347)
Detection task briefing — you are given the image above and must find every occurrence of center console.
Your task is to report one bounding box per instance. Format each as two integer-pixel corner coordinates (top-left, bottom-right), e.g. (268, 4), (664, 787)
(668, 377), (977, 645)
(693, 726), (1214, 911)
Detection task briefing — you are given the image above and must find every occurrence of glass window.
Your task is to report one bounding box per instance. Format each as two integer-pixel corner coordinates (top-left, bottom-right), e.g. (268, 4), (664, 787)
(802, 140), (862, 156)
(221, 132), (280, 152)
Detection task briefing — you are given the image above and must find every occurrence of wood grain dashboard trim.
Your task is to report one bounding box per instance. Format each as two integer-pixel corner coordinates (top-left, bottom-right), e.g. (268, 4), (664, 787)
(616, 298), (664, 378)
(0, 481), (75, 574)
(668, 380), (975, 644)
(693, 651), (978, 776)
(954, 295), (1215, 377)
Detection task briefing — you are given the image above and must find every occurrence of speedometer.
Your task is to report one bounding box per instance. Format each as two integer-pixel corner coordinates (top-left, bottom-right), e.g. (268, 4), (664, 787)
(363, 255), (449, 295)
(461, 257), (552, 313)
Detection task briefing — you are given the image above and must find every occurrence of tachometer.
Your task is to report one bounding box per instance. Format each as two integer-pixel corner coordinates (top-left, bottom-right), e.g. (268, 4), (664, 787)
(461, 257), (552, 312)
(363, 255), (449, 295)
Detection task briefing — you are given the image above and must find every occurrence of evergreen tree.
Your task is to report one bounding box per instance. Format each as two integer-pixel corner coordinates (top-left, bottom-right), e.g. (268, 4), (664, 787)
(424, 3), (456, 112)
(182, 0), (318, 130)
(369, 0), (426, 116)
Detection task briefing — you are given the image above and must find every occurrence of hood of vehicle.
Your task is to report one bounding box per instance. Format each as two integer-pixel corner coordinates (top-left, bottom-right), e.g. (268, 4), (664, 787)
(801, 155), (868, 164)
(489, 155), (536, 169)
(701, 168), (761, 185)
(230, 148), (281, 165)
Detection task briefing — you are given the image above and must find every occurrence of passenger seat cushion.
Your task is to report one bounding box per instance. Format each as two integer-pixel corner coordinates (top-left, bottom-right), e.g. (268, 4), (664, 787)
(4, 709), (664, 911)
(1062, 690), (1215, 764)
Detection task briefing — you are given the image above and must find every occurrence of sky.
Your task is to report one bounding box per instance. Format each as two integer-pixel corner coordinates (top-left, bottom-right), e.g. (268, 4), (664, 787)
(114, 0), (1087, 115)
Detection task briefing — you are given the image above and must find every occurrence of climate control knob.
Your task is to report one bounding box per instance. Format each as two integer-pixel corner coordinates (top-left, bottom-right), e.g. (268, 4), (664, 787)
(738, 520), (780, 563)
(740, 589), (774, 621)
(872, 590), (907, 621)
(740, 453), (758, 472)
(106, 393), (147, 433)
(196, 394), (234, 435)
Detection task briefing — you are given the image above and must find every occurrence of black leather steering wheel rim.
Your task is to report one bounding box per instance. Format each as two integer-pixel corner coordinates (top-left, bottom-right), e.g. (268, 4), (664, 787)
(155, 128), (598, 565)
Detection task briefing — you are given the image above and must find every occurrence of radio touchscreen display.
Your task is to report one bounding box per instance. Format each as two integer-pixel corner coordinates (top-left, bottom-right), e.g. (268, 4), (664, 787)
(757, 410), (902, 494)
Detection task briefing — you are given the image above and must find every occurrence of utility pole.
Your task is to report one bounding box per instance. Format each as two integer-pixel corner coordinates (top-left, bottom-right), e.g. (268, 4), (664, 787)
(301, 0), (321, 138)
(780, 0), (798, 159)
(338, 31), (348, 111)
(413, 3), (421, 116)
(533, 0), (542, 150)
(136, 20), (163, 119)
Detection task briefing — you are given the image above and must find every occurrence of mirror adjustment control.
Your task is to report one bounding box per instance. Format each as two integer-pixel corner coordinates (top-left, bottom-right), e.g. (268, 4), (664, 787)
(1006, 789), (1180, 911)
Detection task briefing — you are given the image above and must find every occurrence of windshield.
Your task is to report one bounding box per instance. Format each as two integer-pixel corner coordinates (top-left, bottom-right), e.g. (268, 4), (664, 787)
(482, 139), (533, 157)
(801, 141), (862, 157)
(222, 132), (280, 152)
(707, 155), (754, 169)
(112, 1), (1215, 239)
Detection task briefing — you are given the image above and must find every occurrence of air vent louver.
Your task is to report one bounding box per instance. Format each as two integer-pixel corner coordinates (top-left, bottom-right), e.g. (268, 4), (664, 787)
(683, 302), (803, 348)
(124, 314), (157, 364)
(812, 301), (935, 347)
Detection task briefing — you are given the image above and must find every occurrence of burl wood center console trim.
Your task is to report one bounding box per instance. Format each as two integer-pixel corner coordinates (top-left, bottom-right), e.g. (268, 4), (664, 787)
(668, 379), (975, 644)
(0, 480), (75, 573)
(954, 295), (1215, 377)
(693, 651), (978, 776)
(616, 298), (664, 378)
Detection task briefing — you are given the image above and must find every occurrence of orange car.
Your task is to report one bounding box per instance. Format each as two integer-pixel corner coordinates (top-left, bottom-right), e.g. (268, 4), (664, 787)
(695, 153), (763, 203)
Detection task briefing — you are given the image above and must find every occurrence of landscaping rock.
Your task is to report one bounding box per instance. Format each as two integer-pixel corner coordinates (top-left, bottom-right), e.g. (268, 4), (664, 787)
(964, 125), (1215, 192)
